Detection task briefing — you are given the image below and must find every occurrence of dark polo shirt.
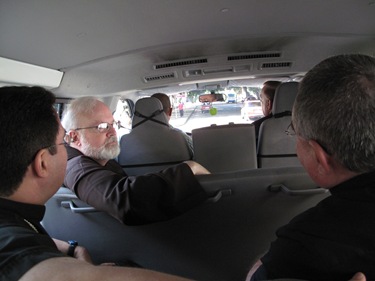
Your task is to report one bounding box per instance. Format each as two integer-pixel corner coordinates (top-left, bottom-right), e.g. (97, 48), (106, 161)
(0, 198), (65, 281)
(254, 171), (375, 281)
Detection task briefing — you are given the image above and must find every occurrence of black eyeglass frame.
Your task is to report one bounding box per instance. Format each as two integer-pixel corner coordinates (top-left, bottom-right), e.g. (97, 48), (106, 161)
(284, 122), (332, 155)
(29, 135), (69, 164)
(284, 122), (296, 136)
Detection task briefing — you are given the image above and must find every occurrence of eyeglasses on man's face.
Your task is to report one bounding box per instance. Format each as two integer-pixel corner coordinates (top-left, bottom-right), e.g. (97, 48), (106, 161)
(46, 133), (71, 149)
(73, 121), (119, 133)
(284, 122), (332, 155)
(284, 122), (296, 136)
(60, 133), (72, 146)
(30, 134), (69, 163)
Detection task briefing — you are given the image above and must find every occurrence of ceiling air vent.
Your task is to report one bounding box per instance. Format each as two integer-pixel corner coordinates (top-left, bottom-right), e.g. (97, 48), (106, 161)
(260, 62), (292, 69)
(144, 72), (176, 83)
(228, 52), (281, 61)
(154, 58), (208, 70)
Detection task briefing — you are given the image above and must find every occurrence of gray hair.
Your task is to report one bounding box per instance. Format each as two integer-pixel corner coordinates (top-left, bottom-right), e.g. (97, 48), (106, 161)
(61, 96), (100, 131)
(293, 54), (375, 173)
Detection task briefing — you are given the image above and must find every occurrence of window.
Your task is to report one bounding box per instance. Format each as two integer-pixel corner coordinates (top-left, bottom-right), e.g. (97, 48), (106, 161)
(169, 86), (262, 133)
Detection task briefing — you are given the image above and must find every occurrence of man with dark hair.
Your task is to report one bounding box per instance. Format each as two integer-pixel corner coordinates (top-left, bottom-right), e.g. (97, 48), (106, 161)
(252, 80), (282, 137)
(152, 92), (194, 158)
(0, 86), (194, 281)
(248, 54), (375, 280)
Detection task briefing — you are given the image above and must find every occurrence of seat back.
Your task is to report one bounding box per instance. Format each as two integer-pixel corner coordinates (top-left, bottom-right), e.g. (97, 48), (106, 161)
(257, 82), (301, 168)
(43, 167), (329, 281)
(192, 123), (257, 173)
(117, 97), (191, 175)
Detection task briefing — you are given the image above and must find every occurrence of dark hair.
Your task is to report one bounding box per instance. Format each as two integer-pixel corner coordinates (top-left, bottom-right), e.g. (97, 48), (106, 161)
(293, 54), (375, 172)
(262, 81), (282, 101)
(0, 86), (58, 196)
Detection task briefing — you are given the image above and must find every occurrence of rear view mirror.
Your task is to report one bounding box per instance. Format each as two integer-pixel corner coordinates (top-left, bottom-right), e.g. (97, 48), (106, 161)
(198, 93), (225, 102)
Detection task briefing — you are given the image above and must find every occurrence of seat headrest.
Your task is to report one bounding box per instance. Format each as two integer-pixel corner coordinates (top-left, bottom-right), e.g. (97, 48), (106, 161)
(272, 82), (299, 116)
(132, 97), (169, 128)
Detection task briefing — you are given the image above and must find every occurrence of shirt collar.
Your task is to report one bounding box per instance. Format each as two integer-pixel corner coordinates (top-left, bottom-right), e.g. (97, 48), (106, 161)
(330, 170), (375, 200)
(0, 197), (46, 223)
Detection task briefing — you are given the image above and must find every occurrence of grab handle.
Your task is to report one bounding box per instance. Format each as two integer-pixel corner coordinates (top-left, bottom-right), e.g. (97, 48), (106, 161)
(206, 189), (232, 203)
(61, 200), (98, 213)
(268, 184), (328, 196)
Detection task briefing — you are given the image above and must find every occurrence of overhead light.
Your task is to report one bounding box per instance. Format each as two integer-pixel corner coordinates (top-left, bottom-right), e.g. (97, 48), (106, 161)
(0, 57), (64, 89)
(179, 75), (256, 86)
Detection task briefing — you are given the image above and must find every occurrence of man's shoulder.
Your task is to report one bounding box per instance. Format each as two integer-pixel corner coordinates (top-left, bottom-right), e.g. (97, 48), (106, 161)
(65, 146), (123, 175)
(66, 146), (84, 160)
(66, 147), (98, 166)
(170, 126), (190, 137)
(0, 220), (64, 281)
(65, 147), (99, 176)
(252, 114), (271, 126)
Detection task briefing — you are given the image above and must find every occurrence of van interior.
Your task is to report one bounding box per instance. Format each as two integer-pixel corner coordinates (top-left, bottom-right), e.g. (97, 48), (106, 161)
(1, 1), (374, 280)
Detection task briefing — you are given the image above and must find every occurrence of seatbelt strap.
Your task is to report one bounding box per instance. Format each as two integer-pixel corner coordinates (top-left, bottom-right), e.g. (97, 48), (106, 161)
(133, 109), (169, 128)
(273, 110), (292, 118)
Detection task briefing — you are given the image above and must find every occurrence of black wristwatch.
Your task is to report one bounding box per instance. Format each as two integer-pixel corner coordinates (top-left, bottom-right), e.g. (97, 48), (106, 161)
(67, 240), (78, 257)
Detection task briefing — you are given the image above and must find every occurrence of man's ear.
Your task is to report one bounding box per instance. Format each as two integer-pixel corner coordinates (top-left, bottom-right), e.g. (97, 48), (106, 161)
(68, 130), (79, 145)
(167, 107), (173, 117)
(308, 140), (332, 175)
(32, 149), (49, 178)
(266, 99), (272, 112)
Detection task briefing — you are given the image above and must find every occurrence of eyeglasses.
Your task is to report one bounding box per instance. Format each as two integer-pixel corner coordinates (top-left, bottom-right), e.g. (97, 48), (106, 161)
(284, 122), (296, 136)
(58, 134), (71, 146)
(29, 134), (69, 164)
(45, 134), (71, 150)
(74, 122), (119, 133)
(284, 123), (332, 155)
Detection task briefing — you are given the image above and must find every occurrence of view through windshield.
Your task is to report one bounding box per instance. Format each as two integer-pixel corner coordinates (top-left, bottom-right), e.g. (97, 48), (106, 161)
(114, 86), (263, 138)
(170, 101), (249, 133)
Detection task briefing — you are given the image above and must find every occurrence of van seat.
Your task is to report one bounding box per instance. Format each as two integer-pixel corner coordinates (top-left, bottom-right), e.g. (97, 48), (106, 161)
(43, 167), (328, 281)
(192, 123), (257, 173)
(117, 97), (191, 175)
(257, 82), (301, 168)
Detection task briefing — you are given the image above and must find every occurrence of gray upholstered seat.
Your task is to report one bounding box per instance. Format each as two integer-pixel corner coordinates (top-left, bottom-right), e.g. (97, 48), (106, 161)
(192, 123), (257, 173)
(257, 82), (301, 168)
(117, 97), (191, 175)
(43, 167), (327, 281)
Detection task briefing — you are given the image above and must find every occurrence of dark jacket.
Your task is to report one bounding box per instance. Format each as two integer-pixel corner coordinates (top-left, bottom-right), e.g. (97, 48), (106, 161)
(255, 171), (375, 281)
(252, 113), (272, 140)
(64, 146), (207, 225)
(0, 198), (65, 281)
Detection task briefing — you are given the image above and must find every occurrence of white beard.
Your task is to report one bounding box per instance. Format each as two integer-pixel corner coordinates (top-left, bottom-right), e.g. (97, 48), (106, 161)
(80, 135), (120, 160)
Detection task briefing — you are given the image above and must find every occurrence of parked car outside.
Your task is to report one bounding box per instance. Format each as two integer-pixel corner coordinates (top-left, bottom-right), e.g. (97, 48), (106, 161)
(241, 100), (263, 121)
(226, 92), (236, 103)
(201, 102), (212, 113)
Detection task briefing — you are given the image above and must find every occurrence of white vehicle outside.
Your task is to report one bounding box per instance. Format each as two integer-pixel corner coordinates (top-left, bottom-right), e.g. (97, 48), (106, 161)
(241, 100), (263, 121)
(226, 92), (237, 103)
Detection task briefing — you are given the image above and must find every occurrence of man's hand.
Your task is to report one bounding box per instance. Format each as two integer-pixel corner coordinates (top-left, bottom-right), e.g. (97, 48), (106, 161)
(53, 238), (93, 264)
(184, 160), (210, 175)
(350, 272), (366, 281)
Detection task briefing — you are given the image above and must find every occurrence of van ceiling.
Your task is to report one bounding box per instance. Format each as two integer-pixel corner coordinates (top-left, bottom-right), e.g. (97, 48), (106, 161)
(0, 0), (374, 98)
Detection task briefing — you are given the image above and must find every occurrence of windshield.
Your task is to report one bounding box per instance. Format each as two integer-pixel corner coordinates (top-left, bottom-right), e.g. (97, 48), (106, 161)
(115, 86), (263, 138)
(169, 86), (262, 133)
